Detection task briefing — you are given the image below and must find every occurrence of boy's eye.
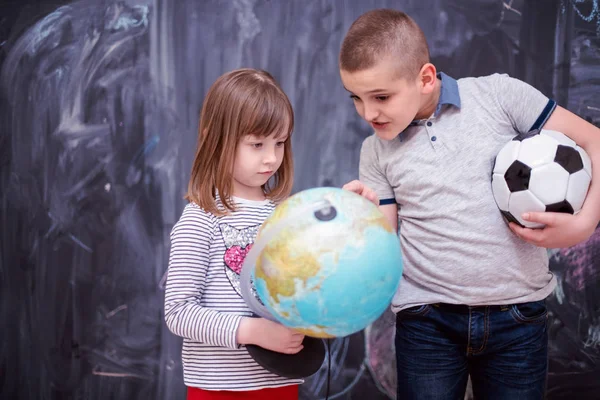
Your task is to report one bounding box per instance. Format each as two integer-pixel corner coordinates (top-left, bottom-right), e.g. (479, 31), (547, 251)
(349, 94), (360, 101)
(375, 95), (388, 102)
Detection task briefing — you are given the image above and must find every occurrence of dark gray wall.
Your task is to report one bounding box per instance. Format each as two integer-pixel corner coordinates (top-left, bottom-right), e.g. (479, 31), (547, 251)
(1, 0), (599, 399)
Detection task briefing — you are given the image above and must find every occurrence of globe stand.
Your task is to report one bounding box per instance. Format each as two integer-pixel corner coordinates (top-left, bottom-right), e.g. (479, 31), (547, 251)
(244, 315), (326, 379)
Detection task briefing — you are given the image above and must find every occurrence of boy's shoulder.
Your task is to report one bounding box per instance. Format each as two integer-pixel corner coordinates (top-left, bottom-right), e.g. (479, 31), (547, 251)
(456, 72), (507, 90)
(457, 72), (507, 82)
(455, 72), (545, 115)
(456, 72), (529, 94)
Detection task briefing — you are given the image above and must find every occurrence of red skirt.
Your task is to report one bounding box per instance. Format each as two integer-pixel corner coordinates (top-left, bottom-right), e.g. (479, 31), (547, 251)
(187, 385), (299, 400)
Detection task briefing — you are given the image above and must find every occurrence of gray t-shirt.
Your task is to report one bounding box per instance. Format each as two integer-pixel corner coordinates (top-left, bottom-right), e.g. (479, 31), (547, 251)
(359, 73), (557, 312)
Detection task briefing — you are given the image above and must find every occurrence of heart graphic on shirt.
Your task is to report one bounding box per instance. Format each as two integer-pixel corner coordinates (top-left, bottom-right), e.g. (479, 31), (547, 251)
(224, 244), (253, 275)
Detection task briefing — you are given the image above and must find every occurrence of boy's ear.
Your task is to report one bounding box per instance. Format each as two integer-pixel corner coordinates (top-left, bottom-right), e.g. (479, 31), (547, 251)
(418, 63), (437, 94)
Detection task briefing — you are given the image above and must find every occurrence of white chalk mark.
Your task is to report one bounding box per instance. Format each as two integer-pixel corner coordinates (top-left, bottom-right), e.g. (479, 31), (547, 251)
(105, 304), (128, 319)
(158, 269), (168, 290)
(92, 365), (142, 378)
(503, 1), (522, 16)
(497, 1), (522, 27)
(233, 0), (261, 42)
(584, 324), (600, 349)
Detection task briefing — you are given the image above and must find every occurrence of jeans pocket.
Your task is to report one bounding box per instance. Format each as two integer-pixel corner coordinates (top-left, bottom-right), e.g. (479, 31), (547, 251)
(398, 304), (432, 317)
(509, 300), (548, 324)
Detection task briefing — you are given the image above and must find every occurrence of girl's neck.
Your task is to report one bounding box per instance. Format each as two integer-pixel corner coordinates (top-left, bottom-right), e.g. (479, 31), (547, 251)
(215, 189), (270, 206)
(231, 195), (270, 206)
(231, 181), (267, 202)
(231, 189), (267, 202)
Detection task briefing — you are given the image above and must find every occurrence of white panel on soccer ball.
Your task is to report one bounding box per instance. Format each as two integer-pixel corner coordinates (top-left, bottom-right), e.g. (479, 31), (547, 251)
(566, 169), (592, 213)
(576, 146), (593, 177)
(493, 140), (521, 175)
(491, 174), (511, 211)
(529, 163), (570, 205)
(508, 190), (546, 229)
(540, 129), (576, 147)
(517, 134), (558, 168)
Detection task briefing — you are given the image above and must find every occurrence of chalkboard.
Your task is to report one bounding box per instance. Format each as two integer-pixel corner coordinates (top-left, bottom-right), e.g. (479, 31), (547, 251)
(1, 1), (599, 399)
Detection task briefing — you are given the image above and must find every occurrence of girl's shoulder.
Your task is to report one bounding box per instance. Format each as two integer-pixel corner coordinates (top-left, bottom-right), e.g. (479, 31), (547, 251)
(182, 201), (218, 219)
(172, 202), (218, 235)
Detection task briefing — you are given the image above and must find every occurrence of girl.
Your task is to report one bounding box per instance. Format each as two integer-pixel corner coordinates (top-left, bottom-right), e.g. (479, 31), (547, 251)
(164, 68), (304, 400)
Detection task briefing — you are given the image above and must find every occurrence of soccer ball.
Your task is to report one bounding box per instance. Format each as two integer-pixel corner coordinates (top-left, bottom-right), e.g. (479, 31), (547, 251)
(491, 129), (592, 229)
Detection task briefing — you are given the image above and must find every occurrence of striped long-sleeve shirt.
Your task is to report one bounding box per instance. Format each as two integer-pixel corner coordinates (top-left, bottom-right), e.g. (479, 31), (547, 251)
(164, 196), (303, 391)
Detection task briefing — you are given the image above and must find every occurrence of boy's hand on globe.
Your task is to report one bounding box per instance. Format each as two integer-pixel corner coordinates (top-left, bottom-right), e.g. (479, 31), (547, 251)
(342, 180), (379, 206)
(509, 211), (596, 248)
(237, 317), (305, 354)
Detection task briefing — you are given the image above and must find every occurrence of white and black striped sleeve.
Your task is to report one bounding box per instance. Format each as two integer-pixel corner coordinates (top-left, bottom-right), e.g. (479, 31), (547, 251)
(164, 205), (243, 349)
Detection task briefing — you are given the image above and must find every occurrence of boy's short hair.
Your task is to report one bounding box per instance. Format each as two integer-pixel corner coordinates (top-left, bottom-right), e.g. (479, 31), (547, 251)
(339, 9), (430, 79)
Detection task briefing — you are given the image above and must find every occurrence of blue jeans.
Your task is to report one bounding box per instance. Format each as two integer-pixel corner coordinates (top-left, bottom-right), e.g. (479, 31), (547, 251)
(395, 300), (548, 400)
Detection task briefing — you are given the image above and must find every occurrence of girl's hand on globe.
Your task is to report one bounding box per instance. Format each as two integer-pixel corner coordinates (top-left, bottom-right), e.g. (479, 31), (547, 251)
(342, 180), (379, 206)
(237, 317), (305, 354)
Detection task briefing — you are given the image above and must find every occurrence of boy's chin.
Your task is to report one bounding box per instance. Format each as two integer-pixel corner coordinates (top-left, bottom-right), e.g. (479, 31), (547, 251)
(374, 130), (401, 141)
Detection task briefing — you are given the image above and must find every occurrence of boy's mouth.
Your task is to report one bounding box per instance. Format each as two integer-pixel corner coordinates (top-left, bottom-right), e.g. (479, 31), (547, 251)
(371, 121), (389, 130)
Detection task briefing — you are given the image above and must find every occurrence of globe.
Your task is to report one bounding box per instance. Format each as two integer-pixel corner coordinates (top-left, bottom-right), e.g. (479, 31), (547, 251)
(240, 187), (403, 338)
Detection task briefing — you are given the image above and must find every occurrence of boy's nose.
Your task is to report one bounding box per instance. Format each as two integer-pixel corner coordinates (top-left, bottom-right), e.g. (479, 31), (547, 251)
(363, 104), (379, 121)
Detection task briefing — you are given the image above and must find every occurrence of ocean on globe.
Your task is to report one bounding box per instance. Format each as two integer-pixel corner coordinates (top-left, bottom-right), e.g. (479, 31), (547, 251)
(241, 187), (403, 338)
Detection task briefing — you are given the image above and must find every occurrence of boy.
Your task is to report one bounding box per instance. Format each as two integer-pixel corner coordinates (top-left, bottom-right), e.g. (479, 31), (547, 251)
(339, 8), (600, 400)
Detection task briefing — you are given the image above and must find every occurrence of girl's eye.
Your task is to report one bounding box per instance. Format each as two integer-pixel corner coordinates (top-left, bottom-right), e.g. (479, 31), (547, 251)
(252, 143), (263, 148)
(276, 141), (286, 147)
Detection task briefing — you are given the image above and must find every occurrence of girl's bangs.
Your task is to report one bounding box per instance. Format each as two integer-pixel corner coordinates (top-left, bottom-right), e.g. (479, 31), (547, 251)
(243, 89), (292, 139)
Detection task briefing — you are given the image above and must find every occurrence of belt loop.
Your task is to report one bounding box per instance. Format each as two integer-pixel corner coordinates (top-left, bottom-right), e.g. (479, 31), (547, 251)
(500, 305), (509, 311)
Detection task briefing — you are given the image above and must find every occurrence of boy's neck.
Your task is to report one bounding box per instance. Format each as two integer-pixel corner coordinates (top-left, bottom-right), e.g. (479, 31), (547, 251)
(415, 77), (442, 120)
